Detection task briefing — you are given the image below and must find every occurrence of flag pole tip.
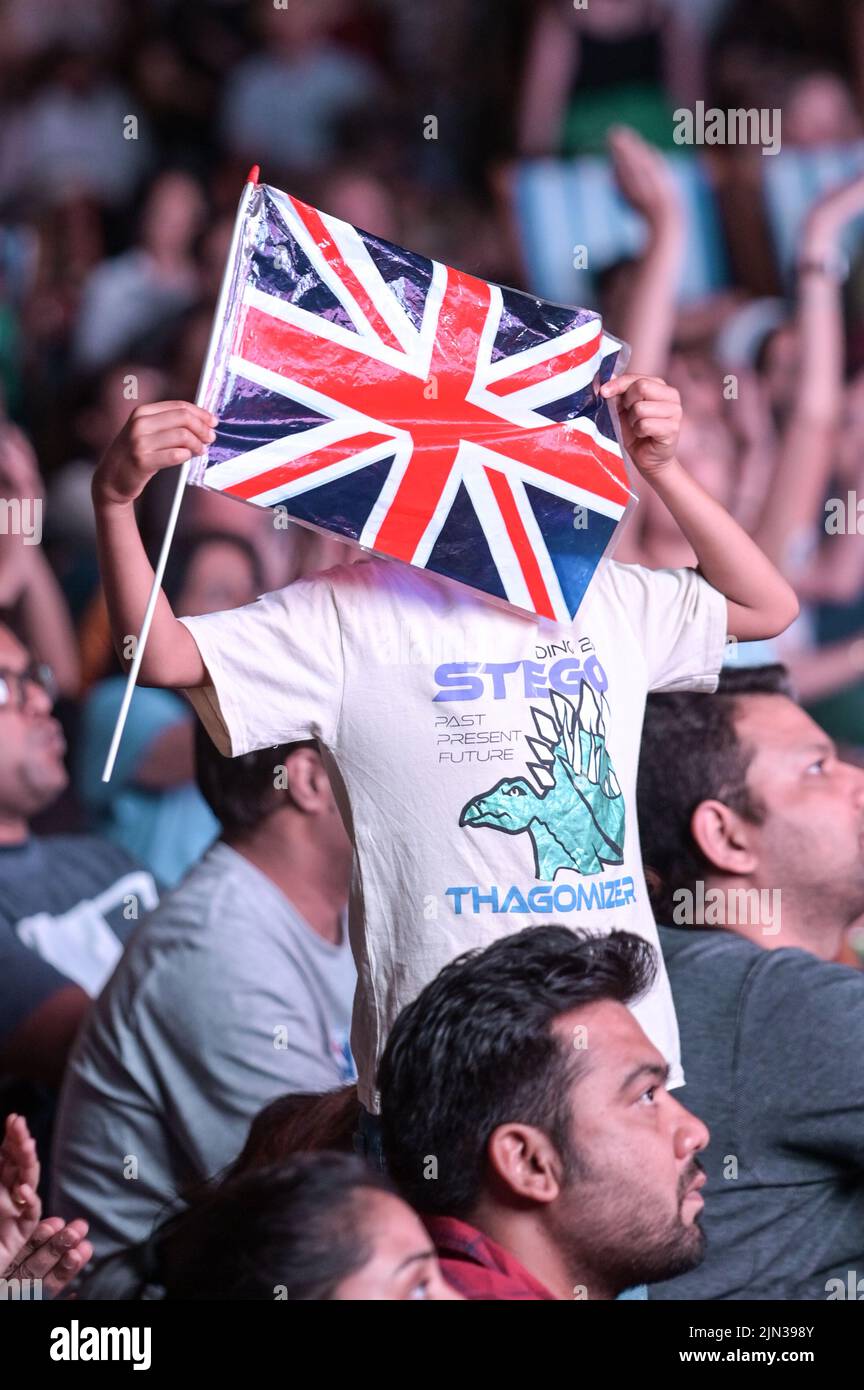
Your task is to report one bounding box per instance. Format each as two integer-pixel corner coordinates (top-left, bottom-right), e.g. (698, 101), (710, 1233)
(246, 165), (260, 185)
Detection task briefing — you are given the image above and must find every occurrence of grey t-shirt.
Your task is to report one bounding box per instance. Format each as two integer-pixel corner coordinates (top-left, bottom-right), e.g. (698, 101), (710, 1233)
(51, 841), (356, 1265)
(651, 925), (864, 1301)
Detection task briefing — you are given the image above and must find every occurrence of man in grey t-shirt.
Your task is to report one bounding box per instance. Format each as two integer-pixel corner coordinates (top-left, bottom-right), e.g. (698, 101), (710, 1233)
(51, 727), (355, 1268)
(637, 664), (864, 1300)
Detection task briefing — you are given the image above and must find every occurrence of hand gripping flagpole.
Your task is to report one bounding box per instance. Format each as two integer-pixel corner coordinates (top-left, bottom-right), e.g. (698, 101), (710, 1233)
(101, 165), (261, 783)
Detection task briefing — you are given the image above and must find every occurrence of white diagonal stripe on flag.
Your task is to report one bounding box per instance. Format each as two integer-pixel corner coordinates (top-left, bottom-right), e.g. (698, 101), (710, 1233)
(232, 437), (407, 509)
(319, 212), (421, 358)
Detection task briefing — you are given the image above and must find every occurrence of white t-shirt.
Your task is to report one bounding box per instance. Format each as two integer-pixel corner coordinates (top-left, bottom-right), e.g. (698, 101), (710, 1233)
(181, 555), (728, 1112)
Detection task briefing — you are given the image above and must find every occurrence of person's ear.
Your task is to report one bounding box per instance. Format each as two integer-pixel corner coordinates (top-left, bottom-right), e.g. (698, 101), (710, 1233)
(690, 799), (759, 876)
(277, 747), (329, 814)
(486, 1123), (563, 1205)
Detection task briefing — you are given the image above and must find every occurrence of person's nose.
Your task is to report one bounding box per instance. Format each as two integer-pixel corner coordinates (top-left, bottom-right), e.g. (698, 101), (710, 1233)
(22, 675), (52, 716)
(670, 1096), (709, 1160)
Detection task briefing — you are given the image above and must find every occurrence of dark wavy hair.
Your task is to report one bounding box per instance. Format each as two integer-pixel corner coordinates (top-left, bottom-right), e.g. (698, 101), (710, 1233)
(637, 664), (795, 924)
(378, 925), (657, 1218)
(194, 720), (317, 836)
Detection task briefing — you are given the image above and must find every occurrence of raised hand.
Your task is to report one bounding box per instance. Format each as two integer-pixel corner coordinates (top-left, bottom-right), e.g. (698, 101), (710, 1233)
(608, 125), (683, 232)
(0, 1115), (93, 1296)
(92, 400), (218, 505)
(600, 374), (683, 477)
(3, 1216), (93, 1298)
(802, 171), (864, 259)
(0, 1113), (41, 1273)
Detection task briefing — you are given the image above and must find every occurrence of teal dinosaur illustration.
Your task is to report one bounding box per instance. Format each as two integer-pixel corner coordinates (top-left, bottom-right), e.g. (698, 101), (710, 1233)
(459, 685), (624, 881)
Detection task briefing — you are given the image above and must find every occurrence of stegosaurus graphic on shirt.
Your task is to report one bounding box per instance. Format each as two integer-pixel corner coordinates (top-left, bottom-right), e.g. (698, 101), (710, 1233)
(459, 684), (625, 881)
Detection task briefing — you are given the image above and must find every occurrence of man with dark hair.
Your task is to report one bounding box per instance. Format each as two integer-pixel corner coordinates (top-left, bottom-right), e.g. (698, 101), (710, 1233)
(379, 926), (708, 1300)
(0, 622), (158, 1190)
(51, 727), (355, 1267)
(637, 664), (864, 1299)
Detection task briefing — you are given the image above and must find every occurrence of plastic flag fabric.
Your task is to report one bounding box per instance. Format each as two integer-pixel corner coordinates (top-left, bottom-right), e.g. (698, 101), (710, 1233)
(191, 180), (636, 623)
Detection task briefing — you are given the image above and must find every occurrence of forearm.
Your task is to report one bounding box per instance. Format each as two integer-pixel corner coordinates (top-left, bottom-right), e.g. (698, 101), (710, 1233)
(648, 458), (799, 635)
(516, 8), (575, 155)
(16, 549), (81, 697)
(784, 637), (864, 703)
(617, 217), (684, 376)
(92, 491), (203, 687)
(754, 212), (848, 570)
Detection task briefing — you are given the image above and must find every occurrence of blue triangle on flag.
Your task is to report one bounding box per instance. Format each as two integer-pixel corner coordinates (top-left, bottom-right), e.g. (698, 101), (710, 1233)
(522, 483), (618, 617)
(425, 481), (508, 601)
(279, 451), (399, 541)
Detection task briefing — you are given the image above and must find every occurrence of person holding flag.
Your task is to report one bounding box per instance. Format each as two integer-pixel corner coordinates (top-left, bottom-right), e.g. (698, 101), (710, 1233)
(90, 371), (797, 1162)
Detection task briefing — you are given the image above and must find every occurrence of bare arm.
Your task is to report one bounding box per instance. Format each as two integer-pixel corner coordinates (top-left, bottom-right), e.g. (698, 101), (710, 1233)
(783, 635), (864, 703)
(516, 2), (578, 156)
(602, 373), (800, 640)
(14, 549), (81, 697)
(0, 985), (90, 1089)
(604, 127), (686, 566)
(0, 425), (79, 696)
(753, 175), (864, 573)
(91, 401), (218, 689)
(608, 126), (685, 377)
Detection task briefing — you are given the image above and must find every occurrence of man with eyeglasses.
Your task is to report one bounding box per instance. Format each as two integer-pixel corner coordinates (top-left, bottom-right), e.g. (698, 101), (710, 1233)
(0, 623), (158, 1188)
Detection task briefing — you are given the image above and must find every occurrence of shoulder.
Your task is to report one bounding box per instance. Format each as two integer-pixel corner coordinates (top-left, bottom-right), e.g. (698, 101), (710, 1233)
(597, 559), (710, 605)
(661, 927), (864, 1029)
(134, 846), (294, 973)
(659, 925), (765, 994)
(32, 833), (149, 882)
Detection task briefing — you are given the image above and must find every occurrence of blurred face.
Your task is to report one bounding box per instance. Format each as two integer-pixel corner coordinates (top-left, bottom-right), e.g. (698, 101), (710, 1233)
(549, 1001), (708, 1291)
(260, 0), (343, 49)
(733, 695), (864, 919)
(100, 366), (166, 443)
(578, 0), (655, 38)
(784, 74), (861, 149)
(140, 172), (205, 257)
(320, 174), (398, 242)
(675, 416), (735, 506)
(0, 626), (66, 833)
(175, 541), (258, 619)
(333, 1192), (463, 1301)
(759, 326), (801, 422)
(667, 353), (724, 423)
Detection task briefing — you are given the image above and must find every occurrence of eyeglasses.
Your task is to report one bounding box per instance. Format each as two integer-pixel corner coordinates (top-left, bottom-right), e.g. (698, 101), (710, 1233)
(0, 662), (59, 711)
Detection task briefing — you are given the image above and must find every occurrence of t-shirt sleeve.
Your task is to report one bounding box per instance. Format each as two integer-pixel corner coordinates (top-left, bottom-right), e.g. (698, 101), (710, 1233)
(738, 951), (864, 1167)
(0, 918), (76, 1044)
(604, 561), (729, 694)
(178, 570), (345, 756)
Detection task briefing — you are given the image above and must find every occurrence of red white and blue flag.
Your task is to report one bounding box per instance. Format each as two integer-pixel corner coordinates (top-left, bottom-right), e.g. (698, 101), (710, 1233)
(194, 182), (635, 622)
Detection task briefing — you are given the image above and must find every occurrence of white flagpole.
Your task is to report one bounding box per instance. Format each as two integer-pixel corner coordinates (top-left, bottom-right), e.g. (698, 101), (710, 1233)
(101, 165), (261, 783)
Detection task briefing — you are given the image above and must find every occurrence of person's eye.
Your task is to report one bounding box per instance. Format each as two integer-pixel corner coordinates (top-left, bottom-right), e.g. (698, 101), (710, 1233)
(805, 758), (829, 775)
(407, 1281), (431, 1300)
(638, 1086), (658, 1105)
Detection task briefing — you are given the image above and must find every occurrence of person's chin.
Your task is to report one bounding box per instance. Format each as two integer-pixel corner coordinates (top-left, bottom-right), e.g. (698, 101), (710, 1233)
(28, 762), (69, 807)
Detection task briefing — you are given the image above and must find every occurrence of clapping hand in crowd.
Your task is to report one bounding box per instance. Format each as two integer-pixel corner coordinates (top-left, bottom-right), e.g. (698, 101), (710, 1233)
(1, 1114), (92, 1296)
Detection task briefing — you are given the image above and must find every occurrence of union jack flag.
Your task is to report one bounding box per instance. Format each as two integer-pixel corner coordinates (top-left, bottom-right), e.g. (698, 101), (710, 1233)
(194, 182), (635, 622)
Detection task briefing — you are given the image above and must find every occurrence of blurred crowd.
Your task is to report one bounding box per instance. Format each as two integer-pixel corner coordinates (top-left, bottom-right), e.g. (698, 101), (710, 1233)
(3, 0), (864, 1303)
